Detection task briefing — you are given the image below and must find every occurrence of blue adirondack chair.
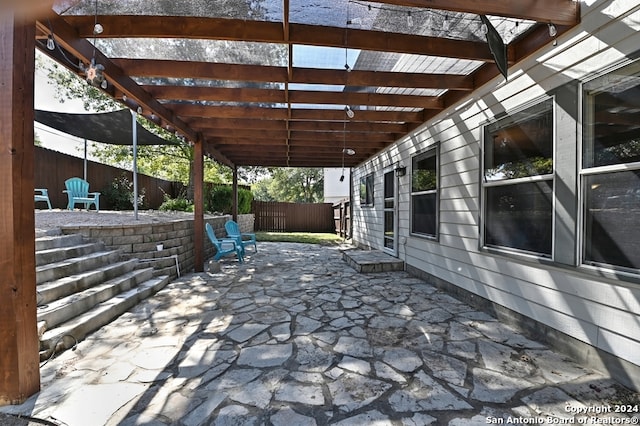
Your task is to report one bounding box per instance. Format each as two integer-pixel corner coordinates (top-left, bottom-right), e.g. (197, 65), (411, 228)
(225, 220), (257, 252)
(34, 188), (52, 210)
(206, 223), (244, 263)
(64, 177), (101, 211)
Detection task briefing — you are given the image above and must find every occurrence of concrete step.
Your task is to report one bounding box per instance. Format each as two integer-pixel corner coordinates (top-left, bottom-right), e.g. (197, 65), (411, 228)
(138, 255), (181, 278)
(37, 268), (155, 330)
(36, 259), (139, 306)
(36, 250), (121, 285)
(342, 249), (405, 273)
(35, 233), (84, 252)
(35, 242), (105, 266)
(39, 275), (171, 361)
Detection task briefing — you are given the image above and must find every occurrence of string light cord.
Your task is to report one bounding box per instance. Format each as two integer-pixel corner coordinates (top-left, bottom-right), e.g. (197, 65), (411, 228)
(348, 0), (529, 41)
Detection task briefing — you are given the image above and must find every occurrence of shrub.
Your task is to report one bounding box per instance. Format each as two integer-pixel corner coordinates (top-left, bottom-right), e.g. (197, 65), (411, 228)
(205, 186), (253, 214)
(159, 194), (193, 212)
(238, 188), (253, 214)
(103, 173), (145, 210)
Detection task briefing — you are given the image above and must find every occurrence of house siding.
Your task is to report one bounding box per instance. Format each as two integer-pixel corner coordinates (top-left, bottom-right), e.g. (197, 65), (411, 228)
(351, 0), (640, 390)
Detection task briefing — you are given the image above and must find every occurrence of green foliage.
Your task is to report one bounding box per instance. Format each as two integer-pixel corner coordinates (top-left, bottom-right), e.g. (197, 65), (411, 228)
(102, 174), (145, 210)
(206, 186), (232, 214)
(255, 232), (344, 246)
(238, 188), (253, 214)
(412, 169), (437, 191)
(204, 186), (253, 214)
(159, 194), (194, 212)
(485, 157), (553, 180)
(253, 168), (323, 202)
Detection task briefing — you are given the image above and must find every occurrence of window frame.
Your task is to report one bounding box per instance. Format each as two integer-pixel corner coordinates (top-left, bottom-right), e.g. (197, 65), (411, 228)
(480, 97), (556, 259)
(359, 173), (374, 207)
(410, 144), (440, 240)
(579, 58), (640, 274)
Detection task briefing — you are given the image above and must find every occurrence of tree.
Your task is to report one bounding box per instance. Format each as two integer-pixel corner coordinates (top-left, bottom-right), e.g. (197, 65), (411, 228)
(253, 168), (324, 203)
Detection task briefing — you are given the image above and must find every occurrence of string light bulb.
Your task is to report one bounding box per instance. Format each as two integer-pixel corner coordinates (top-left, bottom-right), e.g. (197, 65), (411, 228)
(46, 35), (55, 50)
(442, 15), (450, 32)
(407, 11), (414, 28)
(345, 105), (355, 119)
(548, 23), (557, 37)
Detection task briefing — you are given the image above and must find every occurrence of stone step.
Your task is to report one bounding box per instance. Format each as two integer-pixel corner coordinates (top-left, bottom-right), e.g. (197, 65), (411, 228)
(35, 242), (105, 266)
(36, 250), (121, 285)
(138, 255), (181, 278)
(35, 233), (84, 252)
(36, 259), (139, 306)
(37, 268), (155, 330)
(342, 249), (405, 273)
(39, 275), (171, 361)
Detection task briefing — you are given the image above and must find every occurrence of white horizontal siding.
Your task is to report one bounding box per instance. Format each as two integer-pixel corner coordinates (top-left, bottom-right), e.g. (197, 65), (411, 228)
(353, 0), (640, 368)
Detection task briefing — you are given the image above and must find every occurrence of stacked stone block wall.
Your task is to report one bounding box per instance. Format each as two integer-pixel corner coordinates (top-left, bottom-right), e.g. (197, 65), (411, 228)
(60, 214), (255, 278)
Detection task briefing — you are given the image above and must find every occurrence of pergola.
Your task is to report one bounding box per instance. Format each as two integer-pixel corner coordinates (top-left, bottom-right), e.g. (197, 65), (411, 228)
(1, 0), (580, 406)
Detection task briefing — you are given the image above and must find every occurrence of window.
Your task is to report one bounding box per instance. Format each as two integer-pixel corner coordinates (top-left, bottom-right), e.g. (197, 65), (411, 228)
(482, 99), (554, 256)
(582, 60), (640, 271)
(360, 173), (374, 206)
(411, 147), (438, 237)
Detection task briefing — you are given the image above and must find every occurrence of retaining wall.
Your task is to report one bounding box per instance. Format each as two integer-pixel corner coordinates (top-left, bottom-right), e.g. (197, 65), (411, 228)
(60, 214), (255, 278)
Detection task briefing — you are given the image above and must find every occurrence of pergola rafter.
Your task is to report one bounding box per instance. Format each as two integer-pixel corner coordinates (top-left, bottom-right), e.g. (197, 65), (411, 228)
(34, 0), (579, 169)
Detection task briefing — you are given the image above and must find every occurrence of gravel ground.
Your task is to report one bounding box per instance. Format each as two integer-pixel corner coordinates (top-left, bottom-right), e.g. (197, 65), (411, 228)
(35, 209), (208, 234)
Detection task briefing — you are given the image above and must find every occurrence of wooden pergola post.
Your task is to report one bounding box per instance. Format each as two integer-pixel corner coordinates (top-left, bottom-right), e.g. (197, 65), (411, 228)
(0, 12), (41, 405)
(193, 138), (204, 272)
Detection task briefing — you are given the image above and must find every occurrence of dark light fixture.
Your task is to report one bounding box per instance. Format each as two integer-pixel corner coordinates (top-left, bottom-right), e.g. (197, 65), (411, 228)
(395, 165), (407, 177)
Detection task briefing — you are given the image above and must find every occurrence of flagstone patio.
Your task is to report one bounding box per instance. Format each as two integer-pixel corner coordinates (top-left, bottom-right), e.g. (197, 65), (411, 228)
(2, 242), (638, 425)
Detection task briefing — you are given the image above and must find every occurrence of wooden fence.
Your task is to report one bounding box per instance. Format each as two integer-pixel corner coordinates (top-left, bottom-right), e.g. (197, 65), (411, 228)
(253, 201), (334, 233)
(333, 199), (351, 239)
(35, 146), (179, 210)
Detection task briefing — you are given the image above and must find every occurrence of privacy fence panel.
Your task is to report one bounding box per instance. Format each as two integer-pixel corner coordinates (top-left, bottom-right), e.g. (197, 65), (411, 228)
(333, 199), (351, 239)
(253, 201), (334, 233)
(35, 146), (179, 210)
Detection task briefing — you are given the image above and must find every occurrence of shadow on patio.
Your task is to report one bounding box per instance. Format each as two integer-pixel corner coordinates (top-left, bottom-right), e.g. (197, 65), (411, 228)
(1, 242), (638, 425)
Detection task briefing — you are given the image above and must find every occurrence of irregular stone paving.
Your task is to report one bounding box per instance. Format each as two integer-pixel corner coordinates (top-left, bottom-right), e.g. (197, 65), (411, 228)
(3, 242), (639, 426)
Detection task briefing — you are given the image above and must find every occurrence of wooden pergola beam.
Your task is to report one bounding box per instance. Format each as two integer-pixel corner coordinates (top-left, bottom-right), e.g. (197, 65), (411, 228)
(115, 59), (475, 90)
(189, 118), (408, 133)
(367, 0), (580, 25)
(65, 16), (495, 62)
(170, 104), (422, 123)
(143, 85), (443, 109)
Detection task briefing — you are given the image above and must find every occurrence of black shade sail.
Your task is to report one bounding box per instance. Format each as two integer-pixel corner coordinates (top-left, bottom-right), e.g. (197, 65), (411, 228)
(35, 109), (176, 146)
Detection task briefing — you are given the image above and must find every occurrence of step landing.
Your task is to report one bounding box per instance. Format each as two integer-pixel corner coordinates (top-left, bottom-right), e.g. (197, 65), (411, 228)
(342, 249), (404, 273)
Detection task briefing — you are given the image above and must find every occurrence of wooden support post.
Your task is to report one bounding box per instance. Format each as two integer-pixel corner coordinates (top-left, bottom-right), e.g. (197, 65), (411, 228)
(0, 13), (41, 405)
(232, 166), (238, 222)
(193, 139), (204, 272)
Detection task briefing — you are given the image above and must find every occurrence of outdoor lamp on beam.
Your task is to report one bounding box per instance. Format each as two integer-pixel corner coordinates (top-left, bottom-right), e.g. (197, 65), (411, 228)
(395, 165), (407, 177)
